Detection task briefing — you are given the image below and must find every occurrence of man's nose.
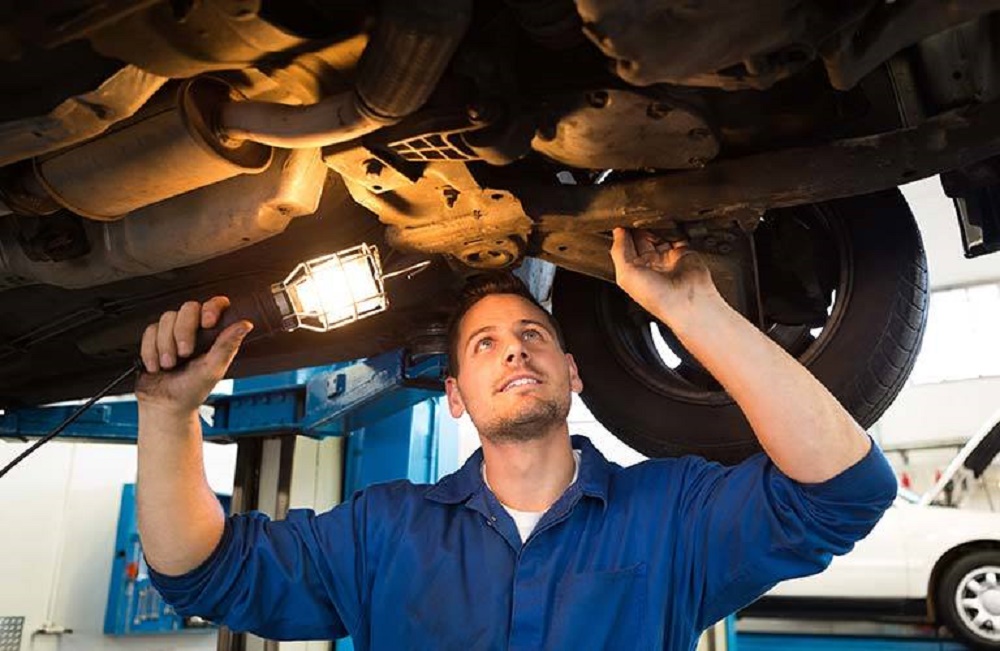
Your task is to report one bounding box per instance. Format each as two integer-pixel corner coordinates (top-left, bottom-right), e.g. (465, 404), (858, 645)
(503, 339), (529, 365)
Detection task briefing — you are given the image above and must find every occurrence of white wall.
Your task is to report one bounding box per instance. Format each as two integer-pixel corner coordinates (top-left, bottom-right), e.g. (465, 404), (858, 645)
(0, 438), (236, 651)
(877, 378), (1000, 450)
(902, 178), (1000, 290)
(876, 378), (1000, 508)
(866, 180), (1000, 503)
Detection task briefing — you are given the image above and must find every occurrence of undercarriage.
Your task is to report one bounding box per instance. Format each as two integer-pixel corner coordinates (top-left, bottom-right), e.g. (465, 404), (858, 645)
(2, 0), (999, 460)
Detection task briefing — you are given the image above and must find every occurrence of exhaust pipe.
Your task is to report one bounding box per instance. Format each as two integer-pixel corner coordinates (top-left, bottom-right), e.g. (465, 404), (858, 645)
(218, 90), (387, 150)
(217, 0), (473, 148)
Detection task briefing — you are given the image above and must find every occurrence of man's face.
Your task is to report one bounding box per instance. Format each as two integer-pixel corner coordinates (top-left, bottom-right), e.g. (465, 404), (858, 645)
(444, 294), (583, 444)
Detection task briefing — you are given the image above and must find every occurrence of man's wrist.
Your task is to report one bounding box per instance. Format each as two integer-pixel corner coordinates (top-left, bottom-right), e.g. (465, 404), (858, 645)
(648, 283), (728, 335)
(138, 400), (201, 425)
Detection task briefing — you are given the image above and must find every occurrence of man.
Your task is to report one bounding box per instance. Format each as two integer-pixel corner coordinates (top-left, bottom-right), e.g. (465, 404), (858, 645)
(136, 228), (897, 650)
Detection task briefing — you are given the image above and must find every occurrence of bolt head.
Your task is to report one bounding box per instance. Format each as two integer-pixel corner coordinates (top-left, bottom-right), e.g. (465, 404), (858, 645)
(536, 123), (557, 141)
(467, 103), (490, 122)
(586, 91), (610, 109)
(647, 102), (673, 119)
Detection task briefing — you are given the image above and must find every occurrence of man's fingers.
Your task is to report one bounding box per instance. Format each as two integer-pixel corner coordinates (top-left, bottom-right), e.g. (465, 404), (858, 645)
(668, 246), (698, 267)
(140, 323), (160, 373)
(202, 296), (231, 329)
(610, 228), (625, 266)
(612, 228), (694, 276)
(634, 230), (658, 258)
(139, 296), (232, 373)
(611, 227), (639, 267)
(203, 321), (253, 378)
(175, 301), (201, 358)
(156, 311), (178, 369)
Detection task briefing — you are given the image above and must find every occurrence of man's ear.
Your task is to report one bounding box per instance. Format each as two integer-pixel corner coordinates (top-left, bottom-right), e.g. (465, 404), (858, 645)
(445, 376), (466, 418)
(566, 353), (584, 394)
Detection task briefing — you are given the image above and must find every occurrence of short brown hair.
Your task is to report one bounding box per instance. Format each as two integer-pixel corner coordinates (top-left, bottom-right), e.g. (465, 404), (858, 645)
(446, 272), (566, 377)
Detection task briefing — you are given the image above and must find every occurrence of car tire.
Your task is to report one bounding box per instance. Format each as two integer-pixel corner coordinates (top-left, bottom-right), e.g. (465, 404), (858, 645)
(936, 550), (1000, 649)
(551, 188), (928, 464)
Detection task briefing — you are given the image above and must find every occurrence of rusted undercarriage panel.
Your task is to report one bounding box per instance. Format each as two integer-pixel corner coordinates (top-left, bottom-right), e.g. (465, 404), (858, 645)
(0, 65), (168, 167)
(324, 96), (1000, 281)
(526, 99), (1000, 228)
(576, 0), (1000, 91)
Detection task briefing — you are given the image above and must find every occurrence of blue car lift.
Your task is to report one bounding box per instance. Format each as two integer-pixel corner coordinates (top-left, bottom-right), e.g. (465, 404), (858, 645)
(0, 348), (458, 650)
(735, 622), (971, 651)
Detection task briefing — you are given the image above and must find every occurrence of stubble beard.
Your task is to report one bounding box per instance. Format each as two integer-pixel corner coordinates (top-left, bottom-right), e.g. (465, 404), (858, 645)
(475, 392), (571, 445)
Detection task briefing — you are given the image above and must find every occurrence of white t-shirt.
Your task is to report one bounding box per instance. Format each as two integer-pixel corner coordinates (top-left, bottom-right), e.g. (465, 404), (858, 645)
(482, 449), (582, 543)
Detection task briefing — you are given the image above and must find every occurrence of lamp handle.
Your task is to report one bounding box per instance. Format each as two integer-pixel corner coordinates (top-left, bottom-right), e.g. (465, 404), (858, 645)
(191, 289), (287, 359)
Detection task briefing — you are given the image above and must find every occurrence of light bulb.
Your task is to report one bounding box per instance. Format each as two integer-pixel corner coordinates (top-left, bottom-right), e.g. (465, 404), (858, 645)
(276, 244), (388, 332)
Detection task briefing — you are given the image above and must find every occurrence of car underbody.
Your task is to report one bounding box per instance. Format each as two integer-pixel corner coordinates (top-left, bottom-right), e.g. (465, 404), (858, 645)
(2, 1), (1000, 459)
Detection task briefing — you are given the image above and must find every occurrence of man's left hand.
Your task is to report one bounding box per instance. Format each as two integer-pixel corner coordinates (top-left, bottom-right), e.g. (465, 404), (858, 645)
(610, 227), (718, 321)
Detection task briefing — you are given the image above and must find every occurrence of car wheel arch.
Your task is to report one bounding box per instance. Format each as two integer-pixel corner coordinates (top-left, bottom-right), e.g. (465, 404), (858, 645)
(926, 539), (1000, 622)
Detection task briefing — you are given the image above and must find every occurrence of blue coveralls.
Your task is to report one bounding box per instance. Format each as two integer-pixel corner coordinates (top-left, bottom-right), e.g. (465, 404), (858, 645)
(151, 434), (897, 650)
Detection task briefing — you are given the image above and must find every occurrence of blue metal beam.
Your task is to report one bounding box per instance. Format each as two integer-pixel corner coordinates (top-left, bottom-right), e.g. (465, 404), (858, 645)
(0, 400), (143, 443)
(0, 350), (446, 443)
(736, 633), (969, 651)
(301, 351), (444, 436)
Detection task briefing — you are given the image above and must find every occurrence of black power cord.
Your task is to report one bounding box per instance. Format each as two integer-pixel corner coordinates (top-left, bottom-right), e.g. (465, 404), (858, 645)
(0, 361), (142, 479)
(0, 288), (286, 480)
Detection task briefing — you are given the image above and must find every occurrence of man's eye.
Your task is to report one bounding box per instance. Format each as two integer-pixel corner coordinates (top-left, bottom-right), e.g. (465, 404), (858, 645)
(475, 338), (494, 352)
(523, 329), (541, 341)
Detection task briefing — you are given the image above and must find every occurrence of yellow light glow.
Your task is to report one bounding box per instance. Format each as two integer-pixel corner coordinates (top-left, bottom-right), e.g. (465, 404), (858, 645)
(281, 244), (387, 331)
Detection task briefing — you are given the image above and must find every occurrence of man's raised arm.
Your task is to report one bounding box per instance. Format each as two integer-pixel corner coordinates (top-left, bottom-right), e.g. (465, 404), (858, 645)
(610, 227), (872, 483)
(136, 296), (252, 575)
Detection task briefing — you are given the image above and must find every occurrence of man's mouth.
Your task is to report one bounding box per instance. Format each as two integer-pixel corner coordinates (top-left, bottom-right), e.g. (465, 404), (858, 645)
(499, 375), (542, 392)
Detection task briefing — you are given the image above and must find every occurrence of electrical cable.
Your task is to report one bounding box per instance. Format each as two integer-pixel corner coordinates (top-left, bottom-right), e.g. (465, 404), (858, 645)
(0, 360), (142, 479)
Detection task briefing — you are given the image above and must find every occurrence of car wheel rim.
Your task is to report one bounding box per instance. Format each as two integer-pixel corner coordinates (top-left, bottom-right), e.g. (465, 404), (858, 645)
(596, 205), (850, 407)
(955, 565), (1000, 642)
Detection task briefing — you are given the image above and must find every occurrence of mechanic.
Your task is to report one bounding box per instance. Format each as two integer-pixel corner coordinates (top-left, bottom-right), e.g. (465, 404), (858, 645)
(134, 228), (897, 650)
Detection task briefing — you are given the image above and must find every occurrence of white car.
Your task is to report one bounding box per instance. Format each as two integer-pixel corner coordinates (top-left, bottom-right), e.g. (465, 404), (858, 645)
(747, 414), (1000, 650)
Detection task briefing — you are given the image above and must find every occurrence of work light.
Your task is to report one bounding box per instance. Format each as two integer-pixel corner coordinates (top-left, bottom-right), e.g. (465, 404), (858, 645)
(277, 243), (387, 332)
(197, 243), (427, 348)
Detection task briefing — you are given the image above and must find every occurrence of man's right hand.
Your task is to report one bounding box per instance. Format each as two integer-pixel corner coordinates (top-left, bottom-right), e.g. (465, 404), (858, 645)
(135, 296), (253, 414)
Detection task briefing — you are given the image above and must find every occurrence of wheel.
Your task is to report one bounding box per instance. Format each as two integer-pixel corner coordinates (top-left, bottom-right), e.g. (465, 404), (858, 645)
(551, 188), (928, 464)
(936, 550), (1000, 649)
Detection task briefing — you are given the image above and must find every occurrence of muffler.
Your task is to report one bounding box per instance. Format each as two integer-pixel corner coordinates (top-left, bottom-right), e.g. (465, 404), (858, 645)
(24, 78), (273, 220)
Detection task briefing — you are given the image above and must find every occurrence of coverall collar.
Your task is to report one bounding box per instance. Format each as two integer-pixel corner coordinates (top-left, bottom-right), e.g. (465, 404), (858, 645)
(425, 434), (611, 508)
